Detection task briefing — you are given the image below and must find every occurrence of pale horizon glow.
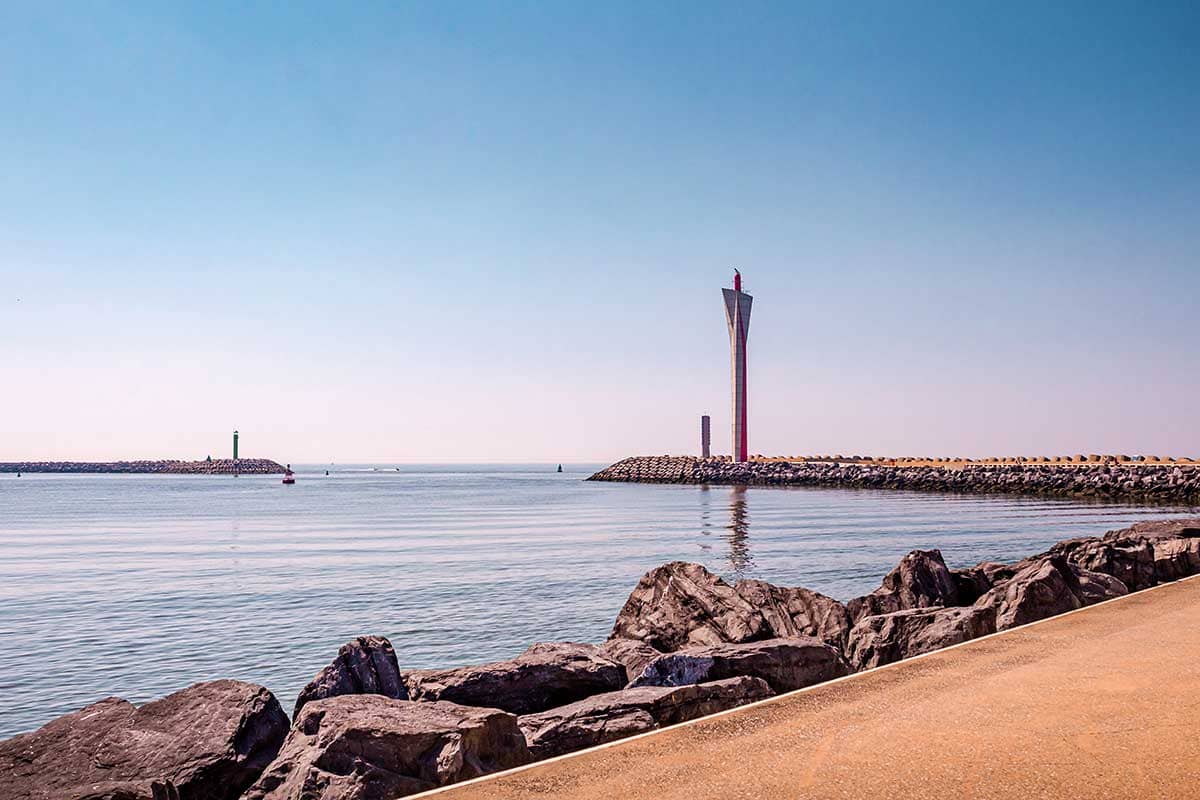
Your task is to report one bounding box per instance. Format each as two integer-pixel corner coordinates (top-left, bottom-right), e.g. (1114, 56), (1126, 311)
(2, 2), (1198, 463)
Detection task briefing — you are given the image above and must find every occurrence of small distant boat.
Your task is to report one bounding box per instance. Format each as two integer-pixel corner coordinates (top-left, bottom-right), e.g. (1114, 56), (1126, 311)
(557, 464), (563, 473)
(282, 464), (296, 485)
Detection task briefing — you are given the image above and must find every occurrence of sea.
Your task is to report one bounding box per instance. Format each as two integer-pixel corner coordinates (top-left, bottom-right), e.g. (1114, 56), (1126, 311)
(0, 463), (1193, 738)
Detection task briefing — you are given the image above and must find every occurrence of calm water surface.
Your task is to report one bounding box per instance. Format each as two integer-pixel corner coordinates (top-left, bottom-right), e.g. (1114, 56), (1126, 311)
(0, 463), (1192, 738)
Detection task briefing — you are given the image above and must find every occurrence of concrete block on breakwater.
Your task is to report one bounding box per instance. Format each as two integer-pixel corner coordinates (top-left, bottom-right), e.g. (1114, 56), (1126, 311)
(587, 456), (1200, 504)
(0, 459), (286, 475)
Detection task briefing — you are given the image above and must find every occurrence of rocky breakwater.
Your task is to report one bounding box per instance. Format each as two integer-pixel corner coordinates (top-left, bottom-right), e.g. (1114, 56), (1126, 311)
(589, 455), (1200, 504)
(0, 459), (286, 475)
(5, 518), (1200, 800)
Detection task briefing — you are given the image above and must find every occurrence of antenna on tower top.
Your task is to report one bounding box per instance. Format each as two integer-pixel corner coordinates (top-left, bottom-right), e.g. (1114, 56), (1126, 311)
(733, 269), (741, 292)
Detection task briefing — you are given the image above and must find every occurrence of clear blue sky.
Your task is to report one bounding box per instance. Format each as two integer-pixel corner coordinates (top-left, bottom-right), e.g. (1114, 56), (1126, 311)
(2, 1), (1197, 462)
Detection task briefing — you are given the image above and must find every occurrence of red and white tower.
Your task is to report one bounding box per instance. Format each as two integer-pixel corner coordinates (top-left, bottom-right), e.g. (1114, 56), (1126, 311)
(722, 269), (753, 462)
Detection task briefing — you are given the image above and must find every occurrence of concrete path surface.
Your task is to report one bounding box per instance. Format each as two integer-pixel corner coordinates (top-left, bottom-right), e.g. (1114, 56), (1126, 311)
(423, 576), (1200, 800)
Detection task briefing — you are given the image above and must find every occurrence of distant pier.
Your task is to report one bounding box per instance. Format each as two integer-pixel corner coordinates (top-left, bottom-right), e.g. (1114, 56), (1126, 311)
(0, 459), (286, 475)
(589, 455), (1200, 505)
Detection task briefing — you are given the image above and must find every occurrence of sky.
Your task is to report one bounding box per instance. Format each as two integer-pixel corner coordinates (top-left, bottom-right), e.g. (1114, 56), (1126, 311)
(1, 1), (1197, 462)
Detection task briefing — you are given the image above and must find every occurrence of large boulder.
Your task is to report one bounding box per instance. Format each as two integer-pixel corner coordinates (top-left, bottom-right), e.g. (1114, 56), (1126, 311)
(243, 696), (531, 800)
(1046, 536), (1155, 591)
(404, 642), (625, 715)
(294, 635), (407, 717)
(1148, 536), (1200, 582)
(0, 680), (289, 800)
(1107, 519), (1200, 582)
(1073, 567), (1129, 605)
(847, 549), (959, 621)
(733, 579), (851, 649)
(518, 677), (772, 760)
(975, 556), (1083, 631)
(845, 606), (996, 671)
(609, 562), (770, 651)
(599, 639), (663, 683)
(628, 637), (848, 694)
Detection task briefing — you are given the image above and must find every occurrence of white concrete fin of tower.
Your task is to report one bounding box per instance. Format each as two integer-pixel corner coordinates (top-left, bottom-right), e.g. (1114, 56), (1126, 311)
(723, 269), (753, 462)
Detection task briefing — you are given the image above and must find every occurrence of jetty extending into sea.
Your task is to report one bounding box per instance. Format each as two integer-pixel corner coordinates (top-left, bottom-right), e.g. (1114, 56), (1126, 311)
(0, 459), (286, 474)
(589, 455), (1200, 505)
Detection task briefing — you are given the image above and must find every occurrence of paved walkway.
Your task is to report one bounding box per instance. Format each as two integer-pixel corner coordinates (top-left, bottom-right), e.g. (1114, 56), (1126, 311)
(425, 576), (1200, 799)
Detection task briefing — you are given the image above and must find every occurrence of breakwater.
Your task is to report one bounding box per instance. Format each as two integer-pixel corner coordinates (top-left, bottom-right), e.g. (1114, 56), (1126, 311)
(0, 459), (285, 474)
(589, 456), (1200, 505)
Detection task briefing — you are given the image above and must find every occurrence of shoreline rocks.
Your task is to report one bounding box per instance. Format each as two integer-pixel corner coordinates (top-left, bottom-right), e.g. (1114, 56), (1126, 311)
(518, 677), (772, 760)
(846, 606), (997, 670)
(976, 556), (1084, 630)
(1045, 536), (1155, 591)
(244, 696), (531, 800)
(9, 516), (1200, 800)
(404, 642), (625, 715)
(733, 580), (851, 649)
(609, 561), (770, 651)
(629, 638), (849, 693)
(1074, 568), (1130, 605)
(847, 549), (959, 622)
(588, 456), (1200, 505)
(599, 639), (663, 681)
(294, 635), (407, 717)
(1109, 519), (1200, 582)
(0, 680), (288, 800)
(608, 563), (855, 654)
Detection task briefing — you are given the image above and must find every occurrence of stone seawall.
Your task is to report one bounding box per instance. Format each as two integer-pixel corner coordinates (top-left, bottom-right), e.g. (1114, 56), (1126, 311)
(0, 459), (286, 475)
(588, 456), (1200, 505)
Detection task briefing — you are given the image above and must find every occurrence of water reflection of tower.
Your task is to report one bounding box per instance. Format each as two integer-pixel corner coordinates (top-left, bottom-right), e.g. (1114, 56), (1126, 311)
(725, 485), (753, 577)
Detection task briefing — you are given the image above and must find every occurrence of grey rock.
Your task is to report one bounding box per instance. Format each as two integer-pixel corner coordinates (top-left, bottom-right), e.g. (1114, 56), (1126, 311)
(518, 677), (772, 760)
(628, 637), (848, 693)
(243, 696), (531, 800)
(1109, 519), (1200, 582)
(847, 549), (959, 622)
(609, 562), (770, 651)
(1148, 536), (1200, 582)
(405, 642), (624, 715)
(599, 639), (663, 683)
(294, 635), (407, 717)
(0, 680), (288, 800)
(1047, 536), (1156, 591)
(975, 556), (1083, 631)
(733, 579), (851, 649)
(1073, 567), (1129, 605)
(845, 605), (997, 671)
